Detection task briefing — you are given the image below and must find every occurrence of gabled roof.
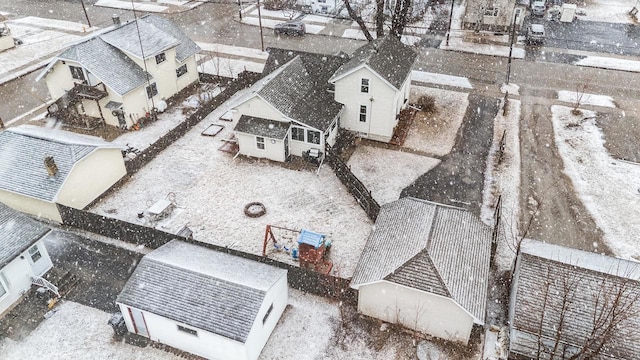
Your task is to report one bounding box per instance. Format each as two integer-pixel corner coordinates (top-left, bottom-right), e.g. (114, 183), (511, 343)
(100, 16), (180, 60)
(510, 239), (640, 359)
(0, 202), (50, 269)
(0, 125), (120, 202)
(329, 36), (417, 89)
(141, 15), (200, 62)
(117, 240), (287, 343)
(234, 115), (290, 139)
(350, 197), (492, 324)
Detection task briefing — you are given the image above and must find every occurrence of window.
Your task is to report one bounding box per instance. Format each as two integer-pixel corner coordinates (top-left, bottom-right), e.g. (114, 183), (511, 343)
(307, 129), (321, 144)
(360, 78), (369, 93)
(176, 64), (188, 78)
(29, 245), (42, 263)
(146, 83), (158, 99)
(256, 136), (265, 150)
(155, 52), (166, 64)
(359, 105), (367, 122)
(69, 66), (85, 81)
(262, 304), (274, 325)
(177, 325), (198, 336)
(291, 126), (305, 141)
(484, 7), (499, 17)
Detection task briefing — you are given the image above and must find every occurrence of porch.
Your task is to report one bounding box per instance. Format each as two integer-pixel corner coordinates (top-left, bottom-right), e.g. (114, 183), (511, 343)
(47, 83), (109, 129)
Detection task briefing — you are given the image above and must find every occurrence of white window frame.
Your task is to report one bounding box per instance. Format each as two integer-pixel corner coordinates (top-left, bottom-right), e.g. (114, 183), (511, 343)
(291, 126), (305, 142)
(69, 66), (85, 81)
(176, 64), (188, 78)
(256, 136), (266, 150)
(360, 78), (369, 93)
(484, 7), (499, 17)
(155, 52), (166, 64)
(306, 129), (321, 144)
(146, 83), (158, 99)
(359, 105), (368, 123)
(29, 245), (42, 263)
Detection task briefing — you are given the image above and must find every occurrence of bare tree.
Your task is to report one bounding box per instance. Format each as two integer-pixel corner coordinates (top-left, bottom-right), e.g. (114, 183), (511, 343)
(343, 0), (429, 40)
(572, 78), (592, 115)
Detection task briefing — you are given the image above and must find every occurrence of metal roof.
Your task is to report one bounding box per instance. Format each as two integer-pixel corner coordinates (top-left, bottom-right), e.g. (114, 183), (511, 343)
(350, 197), (492, 323)
(117, 240), (287, 343)
(0, 202), (50, 269)
(0, 126), (118, 202)
(329, 35), (417, 89)
(234, 115), (290, 139)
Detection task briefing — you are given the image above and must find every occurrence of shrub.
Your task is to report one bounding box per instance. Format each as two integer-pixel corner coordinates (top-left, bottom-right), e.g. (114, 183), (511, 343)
(417, 95), (436, 113)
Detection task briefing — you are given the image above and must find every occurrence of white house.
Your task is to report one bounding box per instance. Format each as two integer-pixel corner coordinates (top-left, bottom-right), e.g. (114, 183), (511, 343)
(0, 125), (127, 223)
(117, 240), (288, 360)
(0, 202), (54, 318)
(231, 48), (348, 162)
(36, 15), (200, 129)
(329, 35), (417, 143)
(463, 0), (526, 32)
(297, 0), (343, 15)
(509, 239), (640, 359)
(350, 197), (492, 344)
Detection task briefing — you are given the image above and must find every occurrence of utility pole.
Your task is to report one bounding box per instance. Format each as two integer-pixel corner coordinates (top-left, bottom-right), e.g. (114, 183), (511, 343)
(238, 0), (243, 20)
(79, 0), (92, 28)
(445, 0), (455, 46)
(257, 0), (264, 51)
(505, 10), (518, 85)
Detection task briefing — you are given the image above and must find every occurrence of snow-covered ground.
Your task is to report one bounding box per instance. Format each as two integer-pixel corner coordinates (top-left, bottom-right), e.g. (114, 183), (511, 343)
(198, 55), (265, 78)
(340, 29), (421, 45)
(347, 146), (440, 205)
(95, 0), (168, 12)
(405, 86), (469, 156)
(575, 56), (640, 73)
(440, 34), (526, 59)
(412, 70), (473, 89)
(575, 0), (636, 24)
(196, 42), (268, 61)
(241, 17), (325, 34)
(557, 90), (615, 108)
(551, 105), (640, 260)
(9, 16), (98, 33)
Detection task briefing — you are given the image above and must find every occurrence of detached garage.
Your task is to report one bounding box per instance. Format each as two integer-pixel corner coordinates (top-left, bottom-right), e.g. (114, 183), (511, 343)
(117, 240), (288, 360)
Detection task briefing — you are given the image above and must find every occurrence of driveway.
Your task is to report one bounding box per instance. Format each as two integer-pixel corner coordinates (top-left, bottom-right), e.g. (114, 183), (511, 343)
(401, 94), (499, 214)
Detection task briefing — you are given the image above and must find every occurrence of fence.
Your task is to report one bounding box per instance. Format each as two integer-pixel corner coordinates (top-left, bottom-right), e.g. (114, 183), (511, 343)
(325, 145), (380, 222)
(57, 204), (356, 302)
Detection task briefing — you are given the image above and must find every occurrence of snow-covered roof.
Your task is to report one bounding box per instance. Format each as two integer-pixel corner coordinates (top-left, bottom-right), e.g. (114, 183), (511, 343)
(0, 126), (119, 202)
(0, 202), (50, 269)
(234, 115), (290, 139)
(100, 16), (180, 60)
(510, 239), (640, 359)
(350, 197), (492, 324)
(141, 15), (200, 62)
(117, 240), (287, 343)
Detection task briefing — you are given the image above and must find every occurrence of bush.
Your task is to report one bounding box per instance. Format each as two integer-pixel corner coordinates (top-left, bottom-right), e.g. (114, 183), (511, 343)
(416, 95), (436, 113)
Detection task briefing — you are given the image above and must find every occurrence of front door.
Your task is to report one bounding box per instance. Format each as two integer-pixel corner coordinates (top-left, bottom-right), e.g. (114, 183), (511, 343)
(128, 307), (149, 337)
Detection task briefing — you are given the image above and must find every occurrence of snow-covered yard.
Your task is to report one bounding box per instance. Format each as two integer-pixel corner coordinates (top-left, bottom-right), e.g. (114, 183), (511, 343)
(440, 34), (526, 59)
(412, 70), (473, 89)
(551, 105), (640, 260)
(557, 90), (616, 108)
(575, 0), (637, 24)
(575, 56), (640, 73)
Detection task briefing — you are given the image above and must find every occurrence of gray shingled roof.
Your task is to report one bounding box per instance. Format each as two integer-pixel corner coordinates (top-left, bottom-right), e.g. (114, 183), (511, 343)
(141, 15), (200, 62)
(329, 36), (417, 89)
(350, 197), (492, 323)
(100, 16), (180, 60)
(0, 126), (117, 202)
(234, 115), (290, 139)
(117, 240), (287, 343)
(0, 202), (50, 269)
(510, 239), (640, 360)
(58, 37), (150, 95)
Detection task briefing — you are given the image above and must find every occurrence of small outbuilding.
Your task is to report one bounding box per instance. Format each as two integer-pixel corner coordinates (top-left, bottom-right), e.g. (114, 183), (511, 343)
(0, 202), (54, 317)
(351, 197), (492, 344)
(117, 240), (288, 360)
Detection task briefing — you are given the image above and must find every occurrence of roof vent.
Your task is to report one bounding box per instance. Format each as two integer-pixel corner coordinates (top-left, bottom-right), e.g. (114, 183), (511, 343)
(44, 156), (58, 177)
(112, 15), (121, 27)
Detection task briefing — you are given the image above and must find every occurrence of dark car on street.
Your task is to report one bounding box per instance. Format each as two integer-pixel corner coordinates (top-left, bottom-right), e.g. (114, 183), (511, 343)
(274, 21), (306, 36)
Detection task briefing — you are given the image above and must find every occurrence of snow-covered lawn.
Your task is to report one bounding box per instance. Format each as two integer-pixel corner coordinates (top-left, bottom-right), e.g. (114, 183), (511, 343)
(347, 146), (440, 205)
(241, 17), (325, 34)
(440, 33), (526, 59)
(576, 0), (636, 24)
(551, 105), (640, 260)
(405, 86), (469, 156)
(557, 90), (615, 108)
(93, 90), (372, 277)
(198, 56), (265, 78)
(196, 42), (269, 61)
(412, 70), (473, 89)
(575, 56), (640, 73)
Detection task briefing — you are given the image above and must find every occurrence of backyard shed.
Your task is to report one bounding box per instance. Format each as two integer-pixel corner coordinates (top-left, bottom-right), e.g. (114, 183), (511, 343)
(350, 197), (492, 344)
(117, 240), (288, 360)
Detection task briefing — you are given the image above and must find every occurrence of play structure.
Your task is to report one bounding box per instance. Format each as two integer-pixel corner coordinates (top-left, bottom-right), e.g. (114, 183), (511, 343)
(263, 225), (333, 274)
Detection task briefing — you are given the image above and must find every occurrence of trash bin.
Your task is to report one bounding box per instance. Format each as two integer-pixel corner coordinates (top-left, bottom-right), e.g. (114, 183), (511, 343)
(108, 312), (128, 336)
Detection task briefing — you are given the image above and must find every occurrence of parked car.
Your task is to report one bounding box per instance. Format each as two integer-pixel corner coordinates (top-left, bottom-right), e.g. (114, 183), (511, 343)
(274, 22), (306, 36)
(526, 23), (545, 45)
(531, 1), (546, 16)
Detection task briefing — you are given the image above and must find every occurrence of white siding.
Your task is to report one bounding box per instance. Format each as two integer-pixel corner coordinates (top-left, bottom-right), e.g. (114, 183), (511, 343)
(176, 56), (199, 93)
(56, 148), (126, 209)
(288, 125), (324, 158)
(245, 273), (288, 360)
(236, 132), (286, 162)
(45, 60), (82, 100)
(0, 191), (61, 223)
(357, 281), (475, 344)
(232, 96), (285, 123)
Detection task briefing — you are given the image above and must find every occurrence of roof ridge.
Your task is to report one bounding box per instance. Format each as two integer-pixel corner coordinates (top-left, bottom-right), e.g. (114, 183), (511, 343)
(386, 249), (452, 297)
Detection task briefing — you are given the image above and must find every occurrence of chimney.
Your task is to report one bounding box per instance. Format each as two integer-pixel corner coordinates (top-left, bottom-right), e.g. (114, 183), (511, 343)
(112, 15), (121, 27)
(44, 156), (58, 177)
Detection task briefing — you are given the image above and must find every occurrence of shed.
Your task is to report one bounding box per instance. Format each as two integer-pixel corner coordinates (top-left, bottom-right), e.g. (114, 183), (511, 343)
(0, 202), (54, 317)
(117, 240), (288, 360)
(0, 125), (126, 222)
(350, 197), (492, 344)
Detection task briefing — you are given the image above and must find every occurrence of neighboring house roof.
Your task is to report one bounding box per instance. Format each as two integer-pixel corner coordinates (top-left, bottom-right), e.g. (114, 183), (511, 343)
(0, 125), (120, 202)
(0, 202), (50, 269)
(350, 197), (492, 324)
(234, 115), (290, 139)
(510, 239), (640, 360)
(329, 35), (417, 89)
(117, 240), (287, 343)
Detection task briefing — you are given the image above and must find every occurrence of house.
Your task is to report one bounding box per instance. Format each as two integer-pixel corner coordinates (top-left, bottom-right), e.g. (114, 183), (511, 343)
(0, 202), (54, 317)
(0, 125), (127, 223)
(463, 0), (526, 32)
(328, 35), (416, 143)
(509, 239), (640, 360)
(117, 240), (288, 360)
(231, 48), (348, 162)
(350, 197), (492, 344)
(297, 0), (343, 15)
(36, 15), (200, 129)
